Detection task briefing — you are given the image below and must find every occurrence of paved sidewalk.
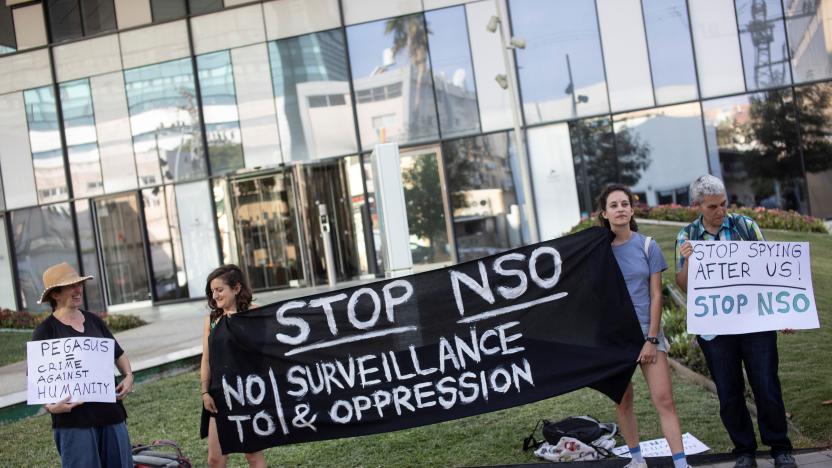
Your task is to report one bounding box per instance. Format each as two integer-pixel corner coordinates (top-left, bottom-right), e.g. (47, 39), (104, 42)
(0, 279), (369, 408)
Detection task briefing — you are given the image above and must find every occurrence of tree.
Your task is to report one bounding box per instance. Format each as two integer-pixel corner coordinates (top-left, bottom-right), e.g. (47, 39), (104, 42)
(402, 154), (447, 263)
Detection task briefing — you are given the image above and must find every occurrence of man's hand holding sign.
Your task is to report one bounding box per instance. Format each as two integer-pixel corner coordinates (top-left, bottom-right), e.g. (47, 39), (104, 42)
(683, 241), (819, 335)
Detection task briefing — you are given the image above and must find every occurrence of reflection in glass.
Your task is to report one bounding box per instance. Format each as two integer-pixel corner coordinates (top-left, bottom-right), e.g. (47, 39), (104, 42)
(11, 203), (77, 311)
(269, 30), (357, 161)
(400, 147), (452, 267)
(786, 0), (832, 83)
(197, 51), (244, 174)
(230, 173), (303, 290)
(794, 82), (832, 218)
(24, 87), (69, 204)
(212, 178), (238, 266)
(736, 0), (789, 90)
(60, 79), (104, 198)
(642, 0), (699, 104)
(81, 0), (117, 36)
(570, 117), (627, 215)
(702, 90), (807, 211)
(124, 58), (206, 187)
(443, 132), (523, 262)
(142, 185), (188, 301)
(613, 103), (709, 206)
(347, 14), (440, 147)
(425, 7), (480, 138)
(0, 216), (15, 309)
(151, 0), (186, 22)
(47, 0), (84, 43)
(0, 3), (16, 54)
(94, 194), (150, 305)
(75, 199), (105, 312)
(511, 0), (609, 123)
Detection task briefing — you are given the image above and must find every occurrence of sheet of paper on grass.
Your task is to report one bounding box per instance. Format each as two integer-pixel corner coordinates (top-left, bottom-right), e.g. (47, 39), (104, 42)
(686, 241), (819, 335)
(27, 337), (116, 404)
(612, 433), (709, 458)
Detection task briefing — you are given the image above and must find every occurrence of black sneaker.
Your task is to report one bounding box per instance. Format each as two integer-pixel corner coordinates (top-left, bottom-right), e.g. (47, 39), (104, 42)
(773, 452), (798, 468)
(734, 454), (757, 468)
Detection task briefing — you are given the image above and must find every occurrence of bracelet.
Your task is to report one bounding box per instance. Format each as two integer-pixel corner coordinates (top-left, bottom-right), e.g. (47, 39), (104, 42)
(201, 391), (209, 395)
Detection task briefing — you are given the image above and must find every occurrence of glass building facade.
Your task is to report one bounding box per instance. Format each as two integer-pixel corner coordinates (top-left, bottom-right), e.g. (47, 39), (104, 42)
(0, 0), (830, 312)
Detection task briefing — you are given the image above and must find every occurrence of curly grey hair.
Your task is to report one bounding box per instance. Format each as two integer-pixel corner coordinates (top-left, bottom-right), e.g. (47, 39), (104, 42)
(689, 174), (726, 205)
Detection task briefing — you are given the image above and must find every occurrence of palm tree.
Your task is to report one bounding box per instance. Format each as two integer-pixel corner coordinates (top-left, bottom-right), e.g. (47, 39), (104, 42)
(385, 15), (431, 109)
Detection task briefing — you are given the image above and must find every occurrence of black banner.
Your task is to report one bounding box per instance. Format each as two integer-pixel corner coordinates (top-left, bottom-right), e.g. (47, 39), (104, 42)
(208, 227), (643, 454)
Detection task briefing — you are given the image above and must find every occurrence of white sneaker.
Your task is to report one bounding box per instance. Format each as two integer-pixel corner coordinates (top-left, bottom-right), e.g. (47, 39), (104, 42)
(623, 460), (648, 468)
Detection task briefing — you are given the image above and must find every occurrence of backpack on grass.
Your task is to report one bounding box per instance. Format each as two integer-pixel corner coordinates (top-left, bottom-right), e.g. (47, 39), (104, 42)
(522, 415), (618, 457)
(132, 440), (192, 468)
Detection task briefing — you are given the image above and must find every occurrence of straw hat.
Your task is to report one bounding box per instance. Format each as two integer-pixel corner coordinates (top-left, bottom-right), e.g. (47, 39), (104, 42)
(38, 262), (93, 304)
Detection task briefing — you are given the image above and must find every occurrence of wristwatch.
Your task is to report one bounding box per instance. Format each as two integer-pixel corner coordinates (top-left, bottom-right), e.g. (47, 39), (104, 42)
(645, 336), (660, 345)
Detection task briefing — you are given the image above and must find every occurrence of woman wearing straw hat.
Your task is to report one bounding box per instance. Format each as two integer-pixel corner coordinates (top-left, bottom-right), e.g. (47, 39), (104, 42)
(31, 262), (135, 467)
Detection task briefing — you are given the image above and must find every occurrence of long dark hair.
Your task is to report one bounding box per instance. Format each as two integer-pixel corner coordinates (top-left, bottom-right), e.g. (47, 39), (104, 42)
(596, 184), (639, 232)
(206, 265), (253, 321)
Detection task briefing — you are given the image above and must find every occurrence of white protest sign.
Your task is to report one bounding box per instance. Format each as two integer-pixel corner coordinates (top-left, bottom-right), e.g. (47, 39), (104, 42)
(612, 432), (709, 458)
(27, 337), (117, 404)
(686, 241), (819, 335)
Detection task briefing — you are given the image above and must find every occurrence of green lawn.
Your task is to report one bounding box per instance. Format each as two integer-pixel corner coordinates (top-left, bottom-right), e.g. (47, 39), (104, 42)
(0, 368), (747, 467)
(0, 331), (31, 367)
(640, 223), (832, 445)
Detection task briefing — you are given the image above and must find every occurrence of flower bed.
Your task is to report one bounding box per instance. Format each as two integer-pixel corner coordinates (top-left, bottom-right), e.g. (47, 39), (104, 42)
(0, 308), (146, 332)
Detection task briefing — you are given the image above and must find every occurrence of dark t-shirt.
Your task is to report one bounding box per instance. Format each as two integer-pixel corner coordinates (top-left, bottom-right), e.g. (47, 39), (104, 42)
(31, 310), (128, 428)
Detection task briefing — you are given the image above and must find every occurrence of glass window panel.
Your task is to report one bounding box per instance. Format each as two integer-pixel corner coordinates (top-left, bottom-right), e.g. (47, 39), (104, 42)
(74, 199), (105, 312)
(212, 178), (238, 265)
(400, 146), (452, 267)
(786, 0), (832, 83)
(795, 82), (832, 218)
(612, 103), (709, 206)
(347, 14), (440, 148)
(465, 1), (512, 132)
(702, 89), (807, 211)
(527, 123), (582, 238)
(597, 0), (654, 112)
(270, 30), (358, 160)
(642, 0), (699, 104)
(81, 0), (117, 36)
(232, 44), (282, 169)
(570, 117), (618, 215)
(11, 203), (77, 311)
(143, 185), (188, 301)
(689, 0), (746, 97)
(736, 0), (790, 90)
(0, 216), (16, 309)
(124, 58), (206, 187)
(197, 51), (244, 174)
(189, 0), (222, 15)
(94, 194), (150, 305)
(24, 86), (69, 204)
(443, 132), (523, 262)
(151, 0), (186, 22)
(0, 2), (15, 54)
(425, 7), (480, 138)
(175, 181), (219, 298)
(90, 73), (138, 193)
(60, 79), (104, 198)
(48, 0), (84, 43)
(0, 92), (38, 209)
(510, 0), (609, 123)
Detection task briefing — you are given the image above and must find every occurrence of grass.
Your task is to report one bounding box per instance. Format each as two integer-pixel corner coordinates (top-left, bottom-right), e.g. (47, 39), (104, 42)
(0, 331), (31, 367)
(639, 223), (832, 446)
(0, 368), (745, 467)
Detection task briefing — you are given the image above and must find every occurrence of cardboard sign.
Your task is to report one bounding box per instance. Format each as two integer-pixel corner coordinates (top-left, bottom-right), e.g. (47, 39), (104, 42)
(27, 337), (116, 404)
(612, 432), (709, 458)
(686, 241), (820, 335)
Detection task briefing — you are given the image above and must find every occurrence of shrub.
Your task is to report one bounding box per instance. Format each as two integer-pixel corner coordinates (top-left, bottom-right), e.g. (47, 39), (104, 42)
(100, 312), (147, 332)
(569, 204), (828, 234)
(0, 308), (146, 332)
(661, 284), (710, 376)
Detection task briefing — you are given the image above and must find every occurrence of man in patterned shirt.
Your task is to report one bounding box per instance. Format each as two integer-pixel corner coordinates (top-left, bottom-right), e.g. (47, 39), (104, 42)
(675, 175), (796, 468)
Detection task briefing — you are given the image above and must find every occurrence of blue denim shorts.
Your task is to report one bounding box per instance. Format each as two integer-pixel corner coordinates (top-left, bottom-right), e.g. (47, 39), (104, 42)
(639, 323), (668, 353)
(53, 422), (132, 467)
